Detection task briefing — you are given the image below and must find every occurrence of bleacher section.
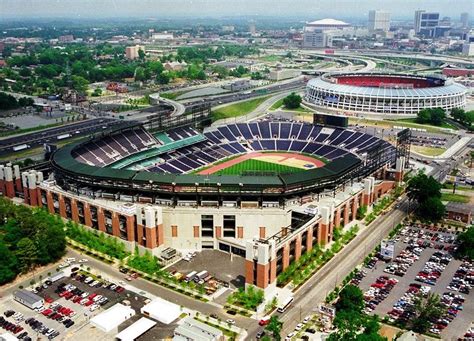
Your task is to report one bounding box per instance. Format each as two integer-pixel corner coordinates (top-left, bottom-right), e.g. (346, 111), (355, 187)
(74, 121), (394, 175)
(72, 127), (158, 167)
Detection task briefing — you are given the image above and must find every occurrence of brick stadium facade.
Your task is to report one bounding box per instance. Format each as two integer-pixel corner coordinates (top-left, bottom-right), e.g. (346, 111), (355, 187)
(1, 161), (402, 292)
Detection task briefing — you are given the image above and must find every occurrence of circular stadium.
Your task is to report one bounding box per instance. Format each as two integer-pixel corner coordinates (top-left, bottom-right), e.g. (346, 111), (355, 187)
(51, 119), (396, 203)
(304, 72), (467, 115)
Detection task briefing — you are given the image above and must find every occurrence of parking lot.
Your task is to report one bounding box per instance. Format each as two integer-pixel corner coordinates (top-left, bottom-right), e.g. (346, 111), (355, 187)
(169, 250), (246, 289)
(357, 224), (474, 340)
(0, 260), (182, 341)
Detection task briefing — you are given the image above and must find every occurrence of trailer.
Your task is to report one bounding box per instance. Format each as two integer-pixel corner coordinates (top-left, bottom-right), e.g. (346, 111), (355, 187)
(12, 144), (30, 152)
(57, 133), (71, 140)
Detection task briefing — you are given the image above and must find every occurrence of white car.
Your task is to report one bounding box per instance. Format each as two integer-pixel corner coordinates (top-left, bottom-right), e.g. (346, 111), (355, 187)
(90, 304), (100, 312)
(58, 263), (70, 269)
(84, 277), (93, 284)
(295, 323), (304, 331)
(89, 280), (99, 287)
(226, 319), (235, 325)
(285, 332), (296, 340)
(93, 295), (103, 302)
(302, 316), (311, 324)
(79, 259), (88, 263)
(80, 298), (89, 305)
(80, 292), (89, 298)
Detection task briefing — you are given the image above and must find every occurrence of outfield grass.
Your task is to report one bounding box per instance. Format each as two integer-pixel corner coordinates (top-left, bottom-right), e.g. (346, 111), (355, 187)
(411, 145), (446, 157)
(441, 193), (470, 203)
(215, 158), (303, 175)
(211, 96), (271, 122)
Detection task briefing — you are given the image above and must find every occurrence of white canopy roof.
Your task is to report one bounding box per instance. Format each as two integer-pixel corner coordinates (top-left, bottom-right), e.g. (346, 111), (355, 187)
(115, 317), (156, 341)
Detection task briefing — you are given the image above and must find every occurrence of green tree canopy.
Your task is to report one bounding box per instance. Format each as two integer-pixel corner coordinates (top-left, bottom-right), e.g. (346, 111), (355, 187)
(457, 226), (474, 260)
(265, 316), (283, 341)
(283, 92), (302, 109)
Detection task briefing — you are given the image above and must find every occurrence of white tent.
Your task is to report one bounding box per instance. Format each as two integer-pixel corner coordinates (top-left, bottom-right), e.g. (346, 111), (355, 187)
(90, 303), (136, 333)
(141, 298), (181, 324)
(115, 317), (156, 341)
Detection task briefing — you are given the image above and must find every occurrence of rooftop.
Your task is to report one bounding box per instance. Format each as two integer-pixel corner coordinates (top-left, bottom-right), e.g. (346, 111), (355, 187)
(307, 18), (350, 26)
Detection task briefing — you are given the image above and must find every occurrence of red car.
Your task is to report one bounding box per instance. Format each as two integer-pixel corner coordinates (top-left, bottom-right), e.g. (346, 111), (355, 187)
(59, 291), (70, 297)
(73, 296), (82, 304)
(89, 293), (97, 300)
(85, 300), (94, 306)
(45, 296), (54, 303)
(42, 309), (53, 316)
(115, 286), (125, 293)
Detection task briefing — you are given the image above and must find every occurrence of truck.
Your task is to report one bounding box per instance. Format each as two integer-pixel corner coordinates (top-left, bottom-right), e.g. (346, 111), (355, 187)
(12, 144), (30, 152)
(57, 133), (71, 140)
(194, 270), (209, 283)
(46, 271), (65, 284)
(184, 271), (197, 283)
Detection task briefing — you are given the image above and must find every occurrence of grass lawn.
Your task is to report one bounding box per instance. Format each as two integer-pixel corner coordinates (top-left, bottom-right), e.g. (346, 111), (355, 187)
(259, 54), (283, 62)
(391, 118), (458, 130)
(270, 98), (284, 110)
(211, 96), (270, 122)
(348, 117), (454, 135)
(215, 158), (303, 175)
(411, 145), (446, 157)
(159, 90), (189, 100)
(441, 193), (470, 203)
(443, 183), (474, 192)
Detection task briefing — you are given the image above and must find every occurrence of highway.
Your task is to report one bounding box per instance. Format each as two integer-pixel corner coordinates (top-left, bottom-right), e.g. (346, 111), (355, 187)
(0, 118), (128, 157)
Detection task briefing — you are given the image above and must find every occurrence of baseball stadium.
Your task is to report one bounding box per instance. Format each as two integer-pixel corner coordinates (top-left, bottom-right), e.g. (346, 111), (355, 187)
(305, 72), (467, 115)
(8, 114), (407, 291)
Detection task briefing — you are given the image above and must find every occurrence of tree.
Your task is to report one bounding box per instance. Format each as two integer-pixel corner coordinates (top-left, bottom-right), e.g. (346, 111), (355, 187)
(265, 316), (283, 341)
(457, 226), (474, 260)
(407, 171), (445, 221)
(71, 75), (89, 93)
(15, 237), (38, 272)
(416, 108), (446, 126)
(410, 292), (444, 333)
(406, 171), (442, 203)
(157, 72), (170, 85)
(418, 196), (446, 221)
(335, 285), (364, 313)
(282, 92), (302, 109)
(138, 48), (146, 61)
(0, 243), (18, 285)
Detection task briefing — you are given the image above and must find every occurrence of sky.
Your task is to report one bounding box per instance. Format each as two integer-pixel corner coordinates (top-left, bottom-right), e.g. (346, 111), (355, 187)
(0, 0), (472, 20)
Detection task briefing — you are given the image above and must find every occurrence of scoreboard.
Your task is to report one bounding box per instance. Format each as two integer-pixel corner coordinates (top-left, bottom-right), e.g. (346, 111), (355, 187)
(313, 113), (348, 128)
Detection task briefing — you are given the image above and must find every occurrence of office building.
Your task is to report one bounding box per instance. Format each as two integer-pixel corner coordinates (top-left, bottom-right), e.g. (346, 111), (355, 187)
(368, 10), (391, 32)
(461, 12), (470, 28)
(414, 10), (440, 36)
(302, 19), (349, 48)
(125, 45), (145, 60)
(249, 21), (256, 35)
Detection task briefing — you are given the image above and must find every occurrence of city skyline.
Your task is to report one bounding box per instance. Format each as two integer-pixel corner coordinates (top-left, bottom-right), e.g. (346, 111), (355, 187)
(0, 0), (472, 20)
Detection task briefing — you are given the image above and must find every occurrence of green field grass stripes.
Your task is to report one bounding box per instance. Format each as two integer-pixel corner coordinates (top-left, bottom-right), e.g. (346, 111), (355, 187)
(215, 158), (303, 175)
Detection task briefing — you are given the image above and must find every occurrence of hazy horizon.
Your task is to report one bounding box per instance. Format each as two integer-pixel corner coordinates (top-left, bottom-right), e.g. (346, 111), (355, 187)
(1, 0), (472, 21)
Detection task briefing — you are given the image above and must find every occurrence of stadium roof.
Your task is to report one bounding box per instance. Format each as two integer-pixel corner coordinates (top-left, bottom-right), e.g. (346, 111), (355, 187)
(307, 18), (349, 26)
(308, 76), (467, 98)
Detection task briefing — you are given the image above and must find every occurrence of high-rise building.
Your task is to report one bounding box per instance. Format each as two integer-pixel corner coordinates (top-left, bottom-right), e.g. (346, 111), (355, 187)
(125, 45), (145, 60)
(368, 10), (391, 32)
(460, 12), (470, 28)
(249, 21), (256, 35)
(414, 10), (440, 36)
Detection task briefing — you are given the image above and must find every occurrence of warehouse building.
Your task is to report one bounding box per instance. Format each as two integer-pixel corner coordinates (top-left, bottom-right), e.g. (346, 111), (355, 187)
(13, 290), (44, 310)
